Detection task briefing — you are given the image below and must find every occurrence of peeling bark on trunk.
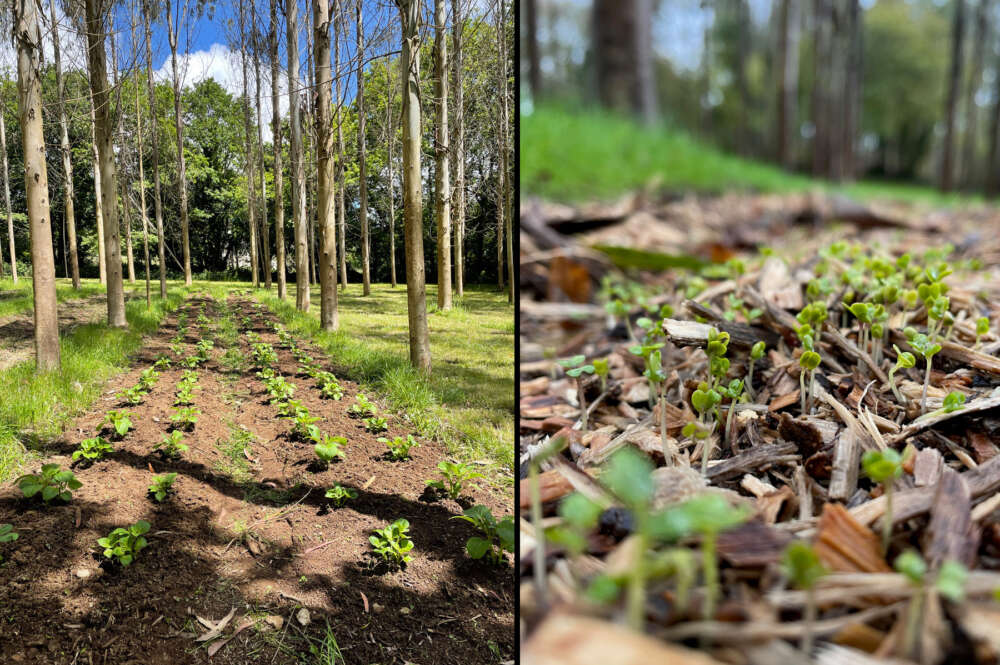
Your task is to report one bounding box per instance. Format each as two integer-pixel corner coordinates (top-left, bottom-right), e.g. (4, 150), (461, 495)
(451, 0), (464, 297)
(85, 0), (127, 328)
(240, 3), (260, 289)
(395, 0), (431, 372)
(434, 0), (452, 310)
(50, 0), (79, 289)
(387, 54), (397, 289)
(254, 27), (272, 290)
(336, 0), (347, 291)
(135, 68), (151, 309)
(941, 0), (966, 192)
(315, 0), (338, 330)
(89, 100), (106, 286)
(14, 0), (60, 370)
(167, 0), (192, 285)
(1, 92), (17, 284)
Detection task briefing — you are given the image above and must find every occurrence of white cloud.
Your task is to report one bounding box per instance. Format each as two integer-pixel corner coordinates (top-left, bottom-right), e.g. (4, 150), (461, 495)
(154, 42), (292, 142)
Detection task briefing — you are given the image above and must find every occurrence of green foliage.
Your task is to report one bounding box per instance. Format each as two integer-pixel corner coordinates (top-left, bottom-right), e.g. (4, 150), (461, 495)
(170, 406), (200, 431)
(156, 430), (189, 458)
(369, 518), (414, 566)
(942, 391), (966, 414)
(937, 560), (968, 602)
(251, 342), (278, 368)
(264, 375), (296, 403)
(781, 542), (827, 590)
(451, 505), (514, 565)
(314, 436), (347, 465)
(324, 484), (357, 507)
(117, 385), (146, 406)
(291, 410), (321, 441)
(318, 376), (343, 400)
(148, 473), (178, 502)
(862, 448), (903, 484)
(348, 393), (378, 418)
(104, 410), (134, 438)
(379, 434), (419, 460)
(97, 520), (151, 566)
(894, 549), (927, 584)
(17, 464), (82, 503)
(363, 415), (388, 433)
(893, 345), (916, 370)
(72, 436), (113, 463)
(426, 460), (485, 500)
(750, 341), (766, 361)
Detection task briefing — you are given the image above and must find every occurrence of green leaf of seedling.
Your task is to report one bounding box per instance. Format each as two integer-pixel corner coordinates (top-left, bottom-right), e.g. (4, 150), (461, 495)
(894, 550), (927, 585)
(942, 392), (966, 414)
(978, 317), (990, 336)
(584, 574), (623, 604)
(592, 358), (609, 377)
(559, 493), (602, 529)
(558, 355), (586, 370)
(567, 365), (595, 378)
(781, 541), (827, 590)
(862, 449), (903, 484)
(601, 447), (654, 510)
(465, 537), (491, 559)
(750, 341), (766, 361)
(936, 560), (968, 602)
(799, 350), (821, 371)
(893, 345), (916, 369)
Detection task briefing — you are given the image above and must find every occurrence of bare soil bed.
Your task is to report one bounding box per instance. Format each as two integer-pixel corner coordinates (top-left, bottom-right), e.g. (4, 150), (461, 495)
(0, 293), (513, 664)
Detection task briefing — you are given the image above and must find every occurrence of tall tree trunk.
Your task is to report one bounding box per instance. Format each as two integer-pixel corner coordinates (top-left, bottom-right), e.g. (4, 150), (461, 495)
(776, 0), (800, 168)
(733, 0), (751, 155)
(941, 0), (966, 192)
(254, 28), (272, 290)
(135, 67), (151, 308)
(395, 0), (431, 372)
(315, 0), (338, 330)
(110, 29), (136, 285)
(307, 25), (319, 290)
(85, 0), (127, 328)
(961, 0), (990, 187)
(336, 0), (347, 291)
(0, 91), (17, 284)
(434, 0), (451, 310)
(842, 0), (862, 180)
(50, 0), (79, 289)
(811, 0), (832, 177)
(270, 0), (287, 299)
(357, 0), (370, 296)
(499, 0), (512, 304)
(289, 0), (310, 310)
(523, 0), (540, 100)
(592, 0), (656, 122)
(13, 0), (59, 370)
(240, 3), (260, 289)
(144, 0), (167, 299)
(987, 50), (1000, 196)
(167, 0), (192, 285)
(89, 100), (107, 285)
(387, 54), (397, 289)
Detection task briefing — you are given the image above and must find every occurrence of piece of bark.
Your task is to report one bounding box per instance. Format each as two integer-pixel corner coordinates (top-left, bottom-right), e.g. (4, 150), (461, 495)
(706, 440), (798, 481)
(814, 503), (892, 574)
(518, 470), (574, 510)
(969, 431), (999, 464)
(521, 376), (550, 397)
(829, 428), (861, 501)
(756, 485), (796, 524)
(913, 448), (943, 487)
(954, 603), (1000, 661)
(716, 520), (792, 567)
(822, 324), (889, 385)
(886, 394), (1000, 446)
(780, 414), (825, 457)
(769, 391), (800, 412)
(681, 299), (783, 349)
(759, 257), (804, 310)
(522, 613), (729, 665)
(922, 467), (978, 568)
(661, 317), (765, 351)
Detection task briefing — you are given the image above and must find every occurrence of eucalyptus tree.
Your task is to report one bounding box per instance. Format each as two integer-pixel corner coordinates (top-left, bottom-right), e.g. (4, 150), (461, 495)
(269, 0), (287, 298)
(357, 0), (370, 296)
(335, 0), (347, 291)
(253, 17), (272, 290)
(238, 1), (261, 288)
(13, 0), (60, 369)
(433, 0), (451, 310)
(85, 0), (127, 327)
(49, 0), (81, 289)
(88, 98), (106, 285)
(385, 53), (397, 288)
(166, 0), (193, 285)
(0, 83), (16, 284)
(288, 0), (310, 310)
(394, 0), (431, 372)
(451, 0), (464, 297)
(314, 0), (338, 330)
(143, 0), (167, 298)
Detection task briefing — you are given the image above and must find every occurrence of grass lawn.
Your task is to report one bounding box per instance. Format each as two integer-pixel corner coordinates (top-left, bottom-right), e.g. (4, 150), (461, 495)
(0, 277), (109, 318)
(0, 278), (514, 484)
(522, 105), (982, 207)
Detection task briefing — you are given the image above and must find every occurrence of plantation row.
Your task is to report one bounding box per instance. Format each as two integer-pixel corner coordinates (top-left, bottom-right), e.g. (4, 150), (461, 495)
(1, 297), (513, 572)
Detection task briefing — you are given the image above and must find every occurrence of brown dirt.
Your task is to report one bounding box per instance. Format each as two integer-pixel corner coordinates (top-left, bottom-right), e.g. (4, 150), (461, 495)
(0, 293), (117, 370)
(0, 293), (514, 664)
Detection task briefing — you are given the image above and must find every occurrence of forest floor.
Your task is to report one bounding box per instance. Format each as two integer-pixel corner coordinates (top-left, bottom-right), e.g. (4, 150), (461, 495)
(519, 188), (1000, 664)
(0, 291), (514, 664)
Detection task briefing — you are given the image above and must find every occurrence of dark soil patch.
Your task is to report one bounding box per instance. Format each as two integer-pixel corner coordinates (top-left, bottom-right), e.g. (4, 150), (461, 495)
(0, 293), (513, 664)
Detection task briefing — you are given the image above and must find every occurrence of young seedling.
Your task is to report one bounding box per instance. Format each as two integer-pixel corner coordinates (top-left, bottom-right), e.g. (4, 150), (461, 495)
(746, 341), (765, 399)
(369, 518), (414, 567)
(148, 473), (178, 502)
(862, 448), (903, 555)
(104, 410), (134, 439)
(318, 377), (343, 400)
(719, 379), (747, 448)
(379, 434), (419, 460)
(592, 358), (610, 393)
(451, 505), (515, 566)
(170, 406), (200, 431)
(264, 375), (296, 403)
(117, 385), (146, 406)
(976, 316), (990, 349)
(174, 383), (195, 406)
(644, 350), (673, 460)
(324, 484), (358, 507)
(781, 542), (828, 656)
(137, 368), (160, 391)
(888, 345), (916, 405)
(691, 382), (722, 474)
(17, 464), (82, 503)
(290, 410), (321, 441)
(348, 394), (378, 418)
(277, 399), (309, 419)
(72, 437), (113, 463)
(314, 435), (347, 467)
(605, 299), (634, 340)
(362, 415), (388, 433)
(905, 327), (942, 415)
(97, 520), (151, 566)
(559, 355), (596, 432)
(157, 430), (189, 458)
(798, 349), (821, 416)
(938, 391), (967, 414)
(426, 460), (485, 500)
(0, 523), (18, 561)
(682, 493), (750, 621)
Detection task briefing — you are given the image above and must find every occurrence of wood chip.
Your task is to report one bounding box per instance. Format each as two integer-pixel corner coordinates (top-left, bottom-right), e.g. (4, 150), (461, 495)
(814, 503), (891, 574)
(716, 520), (792, 567)
(922, 467), (978, 567)
(705, 440), (798, 481)
(829, 428), (861, 501)
(518, 469), (575, 510)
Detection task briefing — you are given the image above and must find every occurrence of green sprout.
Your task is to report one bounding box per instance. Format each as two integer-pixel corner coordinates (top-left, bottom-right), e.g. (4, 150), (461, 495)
(940, 391), (966, 414)
(893, 551), (966, 659)
(682, 494), (750, 621)
(905, 327), (942, 415)
(559, 355), (596, 432)
(888, 345), (915, 405)
(645, 350), (672, 461)
(719, 378), (747, 450)
(862, 448), (903, 556)
(605, 299), (634, 340)
(148, 473), (178, 502)
(781, 542), (828, 655)
(592, 358), (610, 393)
(746, 340), (765, 399)
(691, 381), (722, 475)
(798, 349), (821, 416)
(976, 316), (990, 349)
